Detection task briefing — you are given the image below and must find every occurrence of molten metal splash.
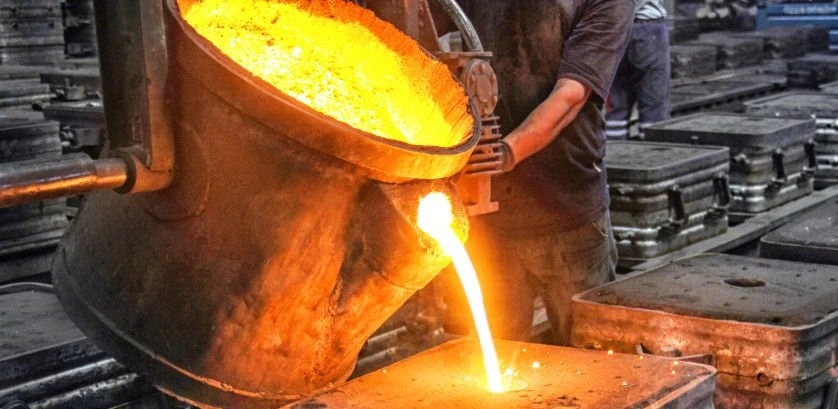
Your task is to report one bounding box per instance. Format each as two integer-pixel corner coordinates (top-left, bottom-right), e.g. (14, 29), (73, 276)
(178, 0), (472, 147)
(417, 192), (504, 393)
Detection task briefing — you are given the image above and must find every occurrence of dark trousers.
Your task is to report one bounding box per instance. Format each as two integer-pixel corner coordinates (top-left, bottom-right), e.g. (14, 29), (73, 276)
(440, 212), (618, 346)
(606, 19), (671, 140)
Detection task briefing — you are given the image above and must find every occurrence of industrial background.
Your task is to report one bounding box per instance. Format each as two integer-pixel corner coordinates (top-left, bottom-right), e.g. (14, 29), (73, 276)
(0, 0), (836, 408)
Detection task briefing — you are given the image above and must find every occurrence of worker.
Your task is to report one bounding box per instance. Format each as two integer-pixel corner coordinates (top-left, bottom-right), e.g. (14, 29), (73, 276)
(442, 1), (633, 345)
(604, 0), (671, 140)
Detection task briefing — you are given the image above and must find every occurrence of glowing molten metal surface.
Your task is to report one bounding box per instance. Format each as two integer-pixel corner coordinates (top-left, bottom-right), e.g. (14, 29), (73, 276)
(178, 0), (472, 147)
(417, 193), (504, 393)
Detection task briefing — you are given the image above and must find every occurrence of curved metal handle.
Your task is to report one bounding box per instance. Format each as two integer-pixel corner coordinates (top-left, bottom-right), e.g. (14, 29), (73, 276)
(667, 185), (687, 228)
(0, 154), (128, 209)
(712, 173), (731, 211)
(772, 148), (786, 183)
(431, 0), (483, 51)
(805, 139), (818, 171)
(634, 344), (714, 366)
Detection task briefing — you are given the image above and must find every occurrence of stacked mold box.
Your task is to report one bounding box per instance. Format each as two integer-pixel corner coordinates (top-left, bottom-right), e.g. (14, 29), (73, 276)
(669, 80), (774, 115)
(39, 66), (104, 156)
(63, 0), (97, 57)
(0, 0), (65, 65)
(666, 16), (700, 44)
(0, 79), (51, 110)
(720, 67), (788, 92)
(732, 27), (808, 60)
(42, 99), (104, 156)
(0, 64), (51, 110)
(759, 198), (838, 265)
(800, 25), (833, 53)
(570, 253), (838, 409)
(0, 114), (65, 283)
(605, 141), (730, 265)
(821, 80), (838, 93)
(645, 113), (816, 217)
(670, 44), (717, 80)
(686, 33), (763, 70)
(744, 91), (838, 188)
(787, 53), (838, 89)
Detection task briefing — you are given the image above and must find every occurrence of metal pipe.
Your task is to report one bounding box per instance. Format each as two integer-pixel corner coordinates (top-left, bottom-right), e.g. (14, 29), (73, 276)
(28, 373), (154, 409)
(0, 154), (128, 208)
(0, 358), (126, 402)
(430, 0), (483, 51)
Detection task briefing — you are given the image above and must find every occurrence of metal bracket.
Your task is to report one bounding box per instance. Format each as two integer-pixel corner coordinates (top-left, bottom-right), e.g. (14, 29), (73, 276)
(712, 173), (731, 212)
(805, 139), (818, 175)
(771, 148), (787, 189)
(93, 0), (174, 193)
(635, 344), (715, 366)
(667, 185), (687, 229)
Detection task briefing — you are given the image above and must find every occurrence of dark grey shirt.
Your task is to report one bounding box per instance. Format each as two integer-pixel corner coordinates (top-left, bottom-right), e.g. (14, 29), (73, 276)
(458, 0), (635, 232)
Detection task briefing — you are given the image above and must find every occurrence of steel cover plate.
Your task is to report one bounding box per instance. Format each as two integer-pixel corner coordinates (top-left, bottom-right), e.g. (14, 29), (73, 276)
(744, 91), (838, 119)
(645, 112), (815, 148)
(606, 141), (729, 183)
(580, 253), (837, 326)
(821, 80), (838, 94)
(0, 283), (101, 387)
(286, 338), (716, 409)
(0, 284), (84, 360)
(669, 90), (706, 113)
(760, 198), (838, 265)
(571, 253), (838, 409)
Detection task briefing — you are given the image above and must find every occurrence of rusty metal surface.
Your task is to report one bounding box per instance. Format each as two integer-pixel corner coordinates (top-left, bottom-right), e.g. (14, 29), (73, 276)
(788, 53), (838, 89)
(572, 253), (838, 409)
(287, 338), (716, 409)
(51, 1), (481, 407)
(165, 0), (479, 183)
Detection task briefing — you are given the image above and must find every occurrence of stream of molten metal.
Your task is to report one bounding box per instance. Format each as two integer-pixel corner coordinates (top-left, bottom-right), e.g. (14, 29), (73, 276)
(417, 192), (504, 393)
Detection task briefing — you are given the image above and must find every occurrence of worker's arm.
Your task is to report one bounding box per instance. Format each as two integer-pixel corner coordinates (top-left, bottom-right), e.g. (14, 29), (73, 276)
(500, 78), (591, 171)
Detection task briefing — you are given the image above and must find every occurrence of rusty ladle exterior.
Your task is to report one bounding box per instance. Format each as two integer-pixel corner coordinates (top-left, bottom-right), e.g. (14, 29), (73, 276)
(50, 1), (481, 408)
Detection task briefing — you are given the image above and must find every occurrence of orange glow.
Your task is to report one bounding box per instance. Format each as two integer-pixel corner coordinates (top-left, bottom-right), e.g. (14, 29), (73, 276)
(417, 192), (503, 393)
(178, 0), (472, 147)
